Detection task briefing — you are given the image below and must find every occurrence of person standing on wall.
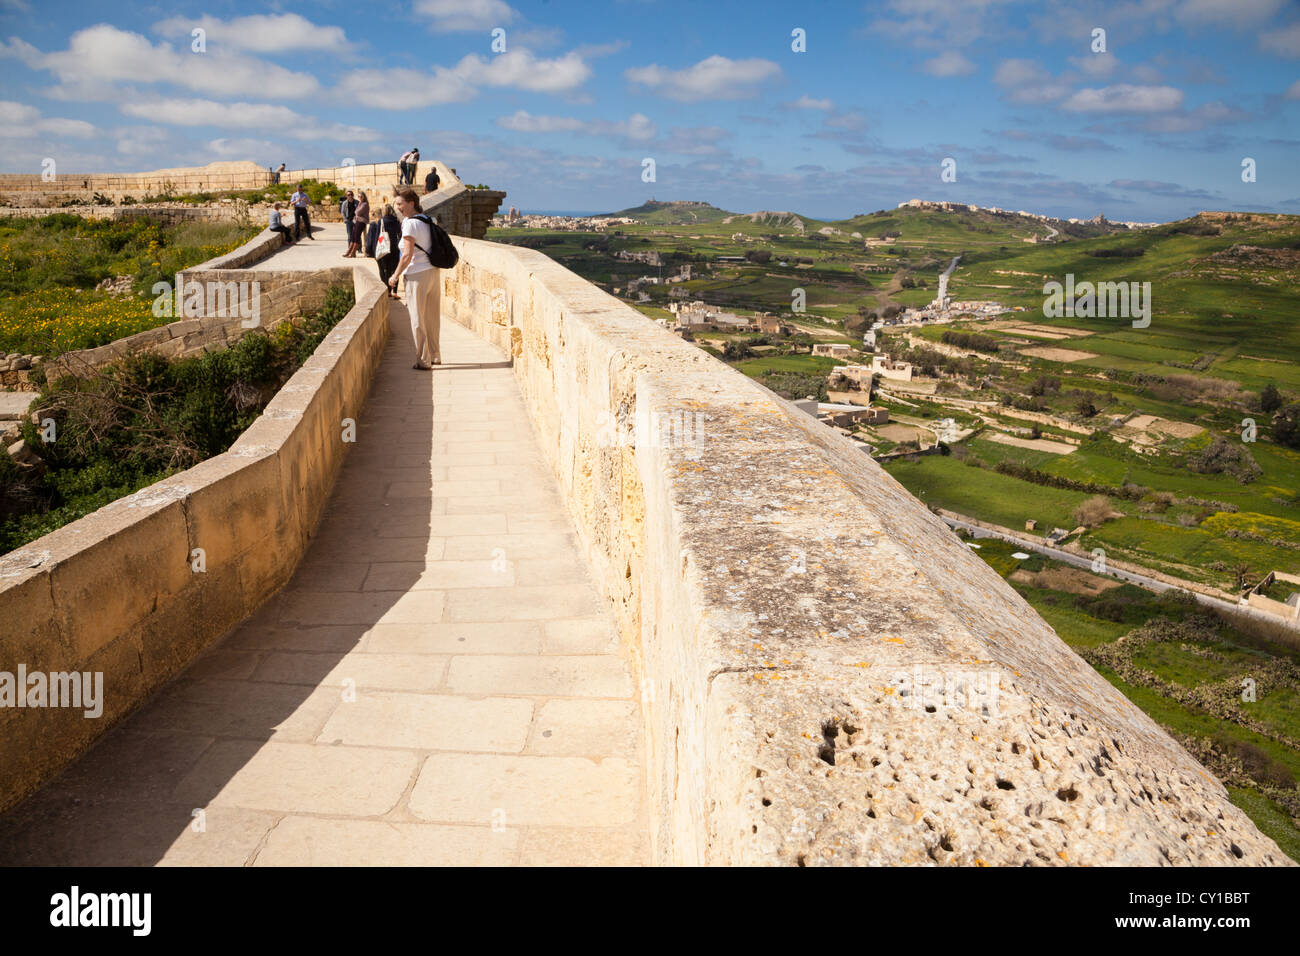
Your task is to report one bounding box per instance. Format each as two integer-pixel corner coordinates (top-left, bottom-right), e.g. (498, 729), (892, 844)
(375, 203), (403, 299)
(407, 148), (419, 187)
(398, 149), (413, 185)
(389, 187), (440, 369)
(345, 191), (368, 258)
(290, 183), (314, 240)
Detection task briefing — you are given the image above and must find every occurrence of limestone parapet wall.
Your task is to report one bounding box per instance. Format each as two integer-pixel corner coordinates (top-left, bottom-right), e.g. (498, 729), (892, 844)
(439, 236), (1291, 866)
(0, 268), (391, 814)
(1, 161), (505, 239)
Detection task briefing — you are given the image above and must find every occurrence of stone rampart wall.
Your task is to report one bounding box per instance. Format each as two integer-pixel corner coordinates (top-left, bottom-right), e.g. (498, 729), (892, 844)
(438, 235), (1290, 866)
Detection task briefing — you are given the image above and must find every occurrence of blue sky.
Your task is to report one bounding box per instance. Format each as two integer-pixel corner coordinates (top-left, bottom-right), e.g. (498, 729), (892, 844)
(1, 0), (1297, 221)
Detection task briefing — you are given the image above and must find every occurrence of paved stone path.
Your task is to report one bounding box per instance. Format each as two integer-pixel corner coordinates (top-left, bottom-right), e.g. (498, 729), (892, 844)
(0, 225), (650, 865)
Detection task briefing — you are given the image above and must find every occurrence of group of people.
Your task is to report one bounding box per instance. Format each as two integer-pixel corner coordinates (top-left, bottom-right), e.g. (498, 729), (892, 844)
(398, 148), (420, 186)
(267, 182), (441, 370)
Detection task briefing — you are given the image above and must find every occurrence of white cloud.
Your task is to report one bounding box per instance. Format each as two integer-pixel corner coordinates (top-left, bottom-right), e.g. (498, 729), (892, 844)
(624, 55), (782, 101)
(414, 0), (518, 32)
(113, 125), (172, 156)
(871, 0), (1022, 50)
(454, 49), (591, 93)
(1260, 21), (1300, 57)
(921, 50), (976, 77)
(1287, 78), (1300, 99)
(992, 58), (1071, 104)
(120, 98), (301, 128)
(286, 122), (382, 143)
(336, 49), (588, 109)
(206, 137), (280, 158)
(337, 67), (477, 108)
(1178, 0), (1284, 25)
(1061, 84), (1186, 113)
(153, 14), (349, 53)
(824, 110), (868, 131)
(1068, 53), (1118, 79)
(497, 110), (586, 133)
(25, 25), (321, 100)
(1139, 100), (1249, 131)
(496, 110), (657, 141)
(790, 95), (834, 110)
(0, 100), (96, 139)
(0, 36), (41, 66)
(113, 98), (380, 144)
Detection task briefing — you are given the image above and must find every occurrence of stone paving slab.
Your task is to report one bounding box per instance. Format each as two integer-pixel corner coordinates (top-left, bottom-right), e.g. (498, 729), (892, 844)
(0, 225), (649, 866)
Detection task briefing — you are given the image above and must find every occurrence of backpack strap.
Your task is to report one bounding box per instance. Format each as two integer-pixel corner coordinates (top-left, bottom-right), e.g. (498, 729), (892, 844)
(409, 214), (435, 258)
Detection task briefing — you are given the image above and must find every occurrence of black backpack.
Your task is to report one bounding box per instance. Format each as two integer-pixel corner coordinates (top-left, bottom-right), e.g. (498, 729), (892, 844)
(411, 213), (459, 269)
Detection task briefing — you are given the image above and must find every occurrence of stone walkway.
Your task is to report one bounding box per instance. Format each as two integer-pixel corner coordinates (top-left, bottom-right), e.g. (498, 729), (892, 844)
(0, 224), (650, 865)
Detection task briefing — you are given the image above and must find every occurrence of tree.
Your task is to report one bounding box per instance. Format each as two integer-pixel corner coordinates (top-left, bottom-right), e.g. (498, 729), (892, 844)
(1260, 383), (1282, 413)
(1273, 403), (1300, 450)
(722, 340), (754, 361)
(1075, 397), (1097, 418)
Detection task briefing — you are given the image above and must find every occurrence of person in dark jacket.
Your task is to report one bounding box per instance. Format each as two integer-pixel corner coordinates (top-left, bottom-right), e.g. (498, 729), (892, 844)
(376, 203), (403, 297)
(424, 166), (440, 194)
(339, 190), (357, 256)
(345, 191), (368, 258)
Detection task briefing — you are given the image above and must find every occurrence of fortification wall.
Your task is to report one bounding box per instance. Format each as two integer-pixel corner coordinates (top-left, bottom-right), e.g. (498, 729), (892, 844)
(438, 236), (1289, 866)
(0, 160), (504, 239)
(0, 267), (391, 813)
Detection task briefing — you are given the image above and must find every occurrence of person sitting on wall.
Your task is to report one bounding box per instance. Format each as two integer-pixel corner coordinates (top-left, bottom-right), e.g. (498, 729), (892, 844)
(424, 165), (440, 194)
(268, 202), (293, 244)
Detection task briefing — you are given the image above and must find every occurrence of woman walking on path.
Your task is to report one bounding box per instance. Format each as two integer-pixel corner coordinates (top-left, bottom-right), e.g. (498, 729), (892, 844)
(389, 188), (440, 368)
(345, 191), (368, 258)
(375, 204), (402, 298)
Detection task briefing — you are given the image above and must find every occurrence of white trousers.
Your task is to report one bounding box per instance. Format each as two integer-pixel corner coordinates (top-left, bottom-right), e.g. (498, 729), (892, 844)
(404, 269), (440, 364)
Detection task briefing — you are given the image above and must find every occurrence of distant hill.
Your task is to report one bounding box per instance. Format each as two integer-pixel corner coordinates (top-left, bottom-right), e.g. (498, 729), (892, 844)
(722, 210), (813, 231)
(599, 200), (735, 224)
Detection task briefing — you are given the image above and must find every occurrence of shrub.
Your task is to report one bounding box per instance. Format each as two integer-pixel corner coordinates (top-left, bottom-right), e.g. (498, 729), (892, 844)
(1074, 495), (1114, 529)
(1185, 436), (1261, 483)
(0, 284), (354, 554)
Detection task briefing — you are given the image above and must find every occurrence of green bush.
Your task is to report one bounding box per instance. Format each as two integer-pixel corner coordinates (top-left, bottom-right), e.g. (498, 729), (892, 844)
(0, 283), (355, 554)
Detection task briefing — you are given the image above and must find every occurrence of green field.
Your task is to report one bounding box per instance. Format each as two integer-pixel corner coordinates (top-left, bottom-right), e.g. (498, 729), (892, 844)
(964, 536), (1300, 860)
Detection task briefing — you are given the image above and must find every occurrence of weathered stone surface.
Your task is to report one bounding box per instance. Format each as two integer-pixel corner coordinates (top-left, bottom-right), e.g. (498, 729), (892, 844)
(440, 236), (1292, 867)
(0, 261), (392, 813)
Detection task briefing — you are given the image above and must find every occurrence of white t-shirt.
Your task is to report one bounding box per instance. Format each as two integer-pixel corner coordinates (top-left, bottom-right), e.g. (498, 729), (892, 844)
(401, 215), (434, 275)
